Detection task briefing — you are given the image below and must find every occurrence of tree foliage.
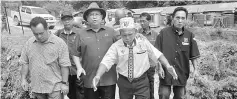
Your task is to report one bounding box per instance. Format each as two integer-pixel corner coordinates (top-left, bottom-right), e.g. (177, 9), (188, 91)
(42, 1), (74, 17)
(2, 1), (236, 16)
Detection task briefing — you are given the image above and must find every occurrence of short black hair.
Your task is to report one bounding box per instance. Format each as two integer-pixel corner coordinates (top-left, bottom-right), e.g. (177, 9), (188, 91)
(140, 12), (151, 21)
(30, 17), (48, 29)
(172, 7), (188, 18)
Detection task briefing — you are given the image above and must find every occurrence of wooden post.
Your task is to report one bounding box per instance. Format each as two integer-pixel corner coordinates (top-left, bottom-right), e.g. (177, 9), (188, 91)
(4, 6), (11, 34)
(18, 6), (24, 35)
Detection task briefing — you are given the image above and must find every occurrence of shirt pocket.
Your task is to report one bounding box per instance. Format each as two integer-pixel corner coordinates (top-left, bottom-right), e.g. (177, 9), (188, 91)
(181, 45), (189, 52)
(44, 49), (58, 64)
(134, 50), (149, 65)
(181, 45), (189, 58)
(135, 49), (148, 56)
(83, 36), (94, 45)
(136, 50), (147, 54)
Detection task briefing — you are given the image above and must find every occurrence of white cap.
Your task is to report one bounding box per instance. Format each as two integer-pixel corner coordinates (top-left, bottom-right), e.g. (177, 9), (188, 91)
(119, 17), (135, 29)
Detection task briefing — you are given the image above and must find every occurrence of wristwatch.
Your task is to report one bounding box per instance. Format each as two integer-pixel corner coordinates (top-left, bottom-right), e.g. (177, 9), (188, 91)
(61, 81), (69, 86)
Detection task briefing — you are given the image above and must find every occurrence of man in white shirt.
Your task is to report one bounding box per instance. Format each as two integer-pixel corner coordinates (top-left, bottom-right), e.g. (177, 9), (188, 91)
(92, 17), (178, 99)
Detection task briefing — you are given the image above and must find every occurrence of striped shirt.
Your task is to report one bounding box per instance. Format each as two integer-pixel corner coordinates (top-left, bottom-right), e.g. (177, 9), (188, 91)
(19, 33), (71, 93)
(101, 33), (163, 78)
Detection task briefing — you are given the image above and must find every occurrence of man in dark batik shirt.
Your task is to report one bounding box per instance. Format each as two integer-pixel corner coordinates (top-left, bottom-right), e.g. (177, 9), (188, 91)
(72, 2), (117, 99)
(155, 7), (200, 99)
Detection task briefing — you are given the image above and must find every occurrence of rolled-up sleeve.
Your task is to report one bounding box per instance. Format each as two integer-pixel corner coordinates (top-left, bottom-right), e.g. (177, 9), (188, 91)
(145, 39), (163, 64)
(59, 40), (71, 67)
(100, 44), (118, 71)
(19, 41), (29, 64)
(190, 34), (200, 59)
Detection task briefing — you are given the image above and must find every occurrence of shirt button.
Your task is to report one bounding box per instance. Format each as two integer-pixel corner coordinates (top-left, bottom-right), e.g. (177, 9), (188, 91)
(176, 51), (178, 53)
(97, 40), (99, 41)
(175, 58), (177, 60)
(177, 44), (178, 45)
(98, 56), (101, 58)
(98, 48), (100, 50)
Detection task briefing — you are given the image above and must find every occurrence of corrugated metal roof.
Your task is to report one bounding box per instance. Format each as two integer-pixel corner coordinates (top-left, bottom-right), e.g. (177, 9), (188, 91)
(132, 2), (237, 14)
(22, 6), (42, 9)
(132, 8), (163, 14)
(107, 8), (135, 13)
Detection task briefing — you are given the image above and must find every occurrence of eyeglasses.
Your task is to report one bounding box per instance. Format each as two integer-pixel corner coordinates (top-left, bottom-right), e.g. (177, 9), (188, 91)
(89, 13), (101, 17)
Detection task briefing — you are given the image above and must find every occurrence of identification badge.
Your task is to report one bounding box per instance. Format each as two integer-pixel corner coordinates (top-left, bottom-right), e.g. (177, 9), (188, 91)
(105, 33), (108, 36)
(182, 42), (189, 45)
(182, 38), (189, 45)
(184, 38), (189, 42)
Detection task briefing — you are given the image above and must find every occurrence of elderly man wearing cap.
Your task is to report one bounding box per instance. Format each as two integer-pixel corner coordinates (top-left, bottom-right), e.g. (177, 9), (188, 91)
(92, 17), (178, 99)
(54, 11), (84, 99)
(72, 2), (118, 99)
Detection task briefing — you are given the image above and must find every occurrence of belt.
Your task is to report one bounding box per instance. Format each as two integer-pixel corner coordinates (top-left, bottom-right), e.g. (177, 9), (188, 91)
(119, 72), (147, 83)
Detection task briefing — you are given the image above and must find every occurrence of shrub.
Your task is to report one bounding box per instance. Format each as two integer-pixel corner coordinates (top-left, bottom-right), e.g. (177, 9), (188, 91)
(1, 46), (32, 99)
(186, 28), (237, 99)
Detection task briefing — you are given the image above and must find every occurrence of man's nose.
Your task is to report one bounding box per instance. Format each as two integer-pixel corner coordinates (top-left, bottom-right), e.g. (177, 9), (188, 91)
(37, 35), (42, 39)
(125, 36), (129, 40)
(178, 18), (183, 22)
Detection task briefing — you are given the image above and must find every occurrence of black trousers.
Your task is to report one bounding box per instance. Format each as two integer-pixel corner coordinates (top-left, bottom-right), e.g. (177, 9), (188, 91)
(67, 75), (84, 99)
(117, 73), (150, 99)
(84, 84), (116, 99)
(159, 84), (186, 99)
(147, 67), (155, 99)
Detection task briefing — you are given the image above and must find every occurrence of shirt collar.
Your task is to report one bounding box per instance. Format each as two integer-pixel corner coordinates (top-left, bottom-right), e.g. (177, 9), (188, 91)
(86, 25), (106, 32)
(140, 27), (152, 35)
(123, 39), (137, 48)
(171, 25), (185, 36)
(62, 27), (77, 35)
(33, 33), (55, 44)
(63, 29), (72, 34)
(113, 21), (120, 26)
